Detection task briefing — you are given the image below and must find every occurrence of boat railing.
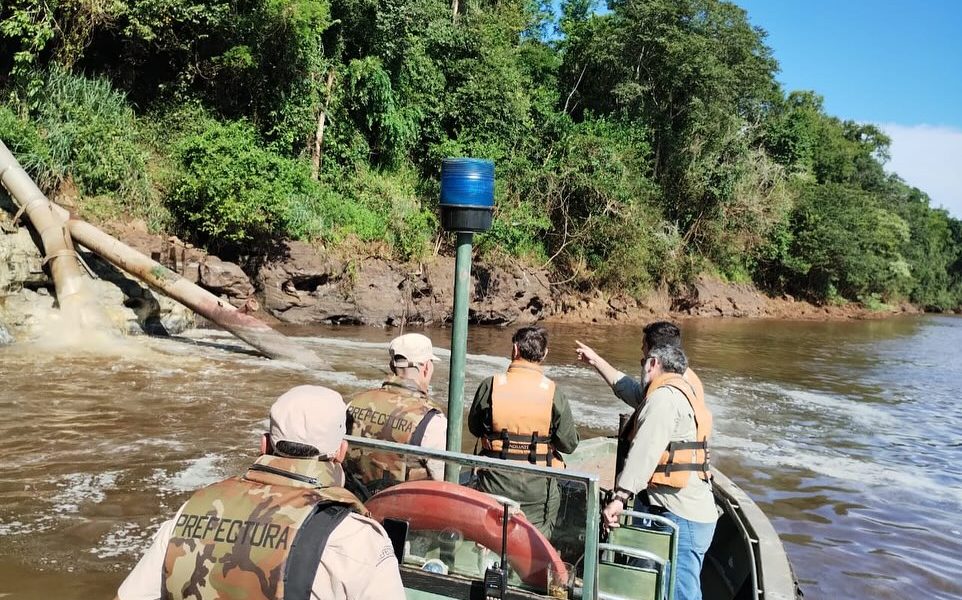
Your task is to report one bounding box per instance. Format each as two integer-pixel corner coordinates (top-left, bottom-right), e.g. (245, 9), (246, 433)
(345, 434), (603, 599)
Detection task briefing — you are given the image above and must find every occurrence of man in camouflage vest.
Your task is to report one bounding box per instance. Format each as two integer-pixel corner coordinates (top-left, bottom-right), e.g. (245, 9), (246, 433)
(345, 333), (447, 494)
(114, 386), (404, 600)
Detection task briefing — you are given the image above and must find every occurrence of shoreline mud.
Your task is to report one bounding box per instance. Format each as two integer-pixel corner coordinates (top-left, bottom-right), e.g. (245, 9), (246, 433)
(0, 215), (944, 343)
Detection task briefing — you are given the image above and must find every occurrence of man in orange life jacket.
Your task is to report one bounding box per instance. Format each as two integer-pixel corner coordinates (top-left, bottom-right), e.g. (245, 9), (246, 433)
(598, 344), (717, 600)
(468, 326), (580, 539)
(114, 386), (404, 600)
(575, 320), (704, 409)
(345, 333), (447, 495)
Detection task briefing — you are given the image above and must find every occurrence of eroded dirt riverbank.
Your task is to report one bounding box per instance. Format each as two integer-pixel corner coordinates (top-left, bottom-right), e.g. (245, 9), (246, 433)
(0, 214), (933, 346)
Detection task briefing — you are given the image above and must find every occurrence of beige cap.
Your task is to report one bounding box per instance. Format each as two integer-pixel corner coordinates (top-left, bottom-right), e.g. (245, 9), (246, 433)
(389, 333), (440, 368)
(270, 385), (346, 457)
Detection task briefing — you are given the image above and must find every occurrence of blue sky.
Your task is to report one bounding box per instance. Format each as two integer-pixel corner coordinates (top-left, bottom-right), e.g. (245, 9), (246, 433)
(734, 0), (962, 217)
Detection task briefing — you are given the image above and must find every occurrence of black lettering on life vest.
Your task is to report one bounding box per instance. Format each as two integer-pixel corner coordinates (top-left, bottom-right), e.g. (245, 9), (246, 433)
(262, 524), (281, 549)
(238, 521), (254, 545)
(225, 520), (240, 543)
(192, 515), (209, 538)
(213, 518), (228, 542)
(179, 515), (199, 537)
(359, 408), (415, 433)
(250, 522), (266, 547)
(175, 514), (294, 550)
(276, 526), (290, 550)
(202, 516), (219, 538)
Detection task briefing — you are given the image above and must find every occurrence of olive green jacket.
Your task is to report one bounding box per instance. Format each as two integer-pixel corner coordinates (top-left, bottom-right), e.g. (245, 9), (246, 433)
(468, 373), (580, 507)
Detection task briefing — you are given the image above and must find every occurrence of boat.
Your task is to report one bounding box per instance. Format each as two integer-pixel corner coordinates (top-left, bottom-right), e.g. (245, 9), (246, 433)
(348, 435), (801, 600)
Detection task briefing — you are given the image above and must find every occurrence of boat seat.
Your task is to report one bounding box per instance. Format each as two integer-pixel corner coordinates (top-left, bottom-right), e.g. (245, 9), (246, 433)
(598, 543), (667, 600)
(608, 510), (679, 599)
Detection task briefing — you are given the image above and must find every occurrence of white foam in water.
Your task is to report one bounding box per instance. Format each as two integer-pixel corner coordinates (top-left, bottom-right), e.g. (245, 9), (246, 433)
(90, 521), (153, 559)
(109, 437), (187, 454)
(310, 369), (385, 390)
(775, 385), (898, 428)
(544, 364), (605, 380)
(301, 336), (395, 352)
(162, 454), (225, 492)
(235, 355), (310, 371)
(710, 431), (771, 453)
(750, 441), (962, 506)
(0, 520), (30, 536)
(0, 514), (57, 536)
(54, 471), (119, 514)
(567, 397), (624, 429)
(300, 336), (455, 357)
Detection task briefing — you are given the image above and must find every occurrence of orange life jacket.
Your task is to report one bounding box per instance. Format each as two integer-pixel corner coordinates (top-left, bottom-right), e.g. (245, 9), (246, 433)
(647, 372), (712, 487)
(480, 361), (562, 467)
(684, 367), (705, 406)
(618, 373), (712, 489)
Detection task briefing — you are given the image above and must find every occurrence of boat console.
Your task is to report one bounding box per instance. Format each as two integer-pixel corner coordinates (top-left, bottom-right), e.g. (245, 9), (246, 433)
(347, 435), (601, 599)
(346, 435), (800, 600)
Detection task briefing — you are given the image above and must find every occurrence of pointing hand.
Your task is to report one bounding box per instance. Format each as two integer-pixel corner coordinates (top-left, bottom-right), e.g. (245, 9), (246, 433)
(575, 340), (600, 366)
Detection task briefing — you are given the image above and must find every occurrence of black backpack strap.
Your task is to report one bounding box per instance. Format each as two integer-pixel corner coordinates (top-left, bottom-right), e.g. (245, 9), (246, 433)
(284, 502), (352, 600)
(410, 408), (441, 447)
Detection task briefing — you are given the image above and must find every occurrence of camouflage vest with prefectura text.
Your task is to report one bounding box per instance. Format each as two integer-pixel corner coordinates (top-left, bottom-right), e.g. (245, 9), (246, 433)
(346, 377), (442, 490)
(162, 455), (366, 600)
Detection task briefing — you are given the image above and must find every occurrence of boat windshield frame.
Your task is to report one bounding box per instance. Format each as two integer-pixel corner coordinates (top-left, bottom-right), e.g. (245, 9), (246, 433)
(345, 434), (602, 599)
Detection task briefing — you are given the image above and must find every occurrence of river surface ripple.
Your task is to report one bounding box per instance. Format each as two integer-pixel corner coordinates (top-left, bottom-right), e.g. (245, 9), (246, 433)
(0, 315), (960, 599)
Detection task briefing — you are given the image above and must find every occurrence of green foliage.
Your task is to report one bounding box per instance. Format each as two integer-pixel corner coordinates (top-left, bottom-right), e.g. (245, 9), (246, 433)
(0, 105), (54, 180)
(0, 0), (56, 102)
(0, 68), (151, 213)
(762, 183), (913, 302)
(480, 198), (552, 260)
(1, 0), (960, 308)
(38, 68), (150, 201)
(167, 117), (435, 259)
(561, 0), (781, 248)
(338, 166), (437, 260)
(169, 119), (319, 252)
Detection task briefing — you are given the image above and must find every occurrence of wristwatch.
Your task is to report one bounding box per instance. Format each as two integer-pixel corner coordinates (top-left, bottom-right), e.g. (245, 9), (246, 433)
(612, 488), (633, 504)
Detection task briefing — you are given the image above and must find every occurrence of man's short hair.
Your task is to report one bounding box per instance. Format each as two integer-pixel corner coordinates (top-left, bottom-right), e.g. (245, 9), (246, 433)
(647, 344), (688, 375)
(512, 326), (549, 362)
(643, 321), (682, 350)
(274, 440), (321, 457)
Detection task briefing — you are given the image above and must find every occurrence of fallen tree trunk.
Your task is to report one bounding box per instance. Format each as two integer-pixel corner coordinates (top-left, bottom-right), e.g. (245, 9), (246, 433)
(1, 139), (322, 366)
(0, 140), (111, 329)
(62, 216), (325, 368)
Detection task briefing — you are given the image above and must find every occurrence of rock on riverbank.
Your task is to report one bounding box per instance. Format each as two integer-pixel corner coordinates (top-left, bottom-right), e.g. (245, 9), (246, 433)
(0, 208), (194, 339)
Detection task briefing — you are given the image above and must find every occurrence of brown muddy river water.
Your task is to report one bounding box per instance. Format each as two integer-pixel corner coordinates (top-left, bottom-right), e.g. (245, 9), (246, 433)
(1, 315), (961, 599)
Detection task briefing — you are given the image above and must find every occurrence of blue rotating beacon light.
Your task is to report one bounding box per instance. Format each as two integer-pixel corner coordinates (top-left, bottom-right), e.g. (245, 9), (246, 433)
(439, 158), (494, 482)
(439, 158), (495, 232)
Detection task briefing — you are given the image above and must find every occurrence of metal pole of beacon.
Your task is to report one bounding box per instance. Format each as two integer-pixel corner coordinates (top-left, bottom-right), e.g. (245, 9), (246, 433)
(439, 158), (495, 483)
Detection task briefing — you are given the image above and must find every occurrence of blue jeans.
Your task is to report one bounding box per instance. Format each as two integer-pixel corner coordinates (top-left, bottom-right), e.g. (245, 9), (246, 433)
(660, 510), (716, 600)
(628, 501), (716, 600)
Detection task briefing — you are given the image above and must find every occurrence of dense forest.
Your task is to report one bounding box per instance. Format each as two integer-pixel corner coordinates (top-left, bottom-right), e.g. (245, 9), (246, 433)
(1, 0), (960, 309)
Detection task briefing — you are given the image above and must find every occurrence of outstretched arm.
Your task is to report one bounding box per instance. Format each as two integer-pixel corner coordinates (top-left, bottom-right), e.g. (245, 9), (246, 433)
(576, 340), (645, 409)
